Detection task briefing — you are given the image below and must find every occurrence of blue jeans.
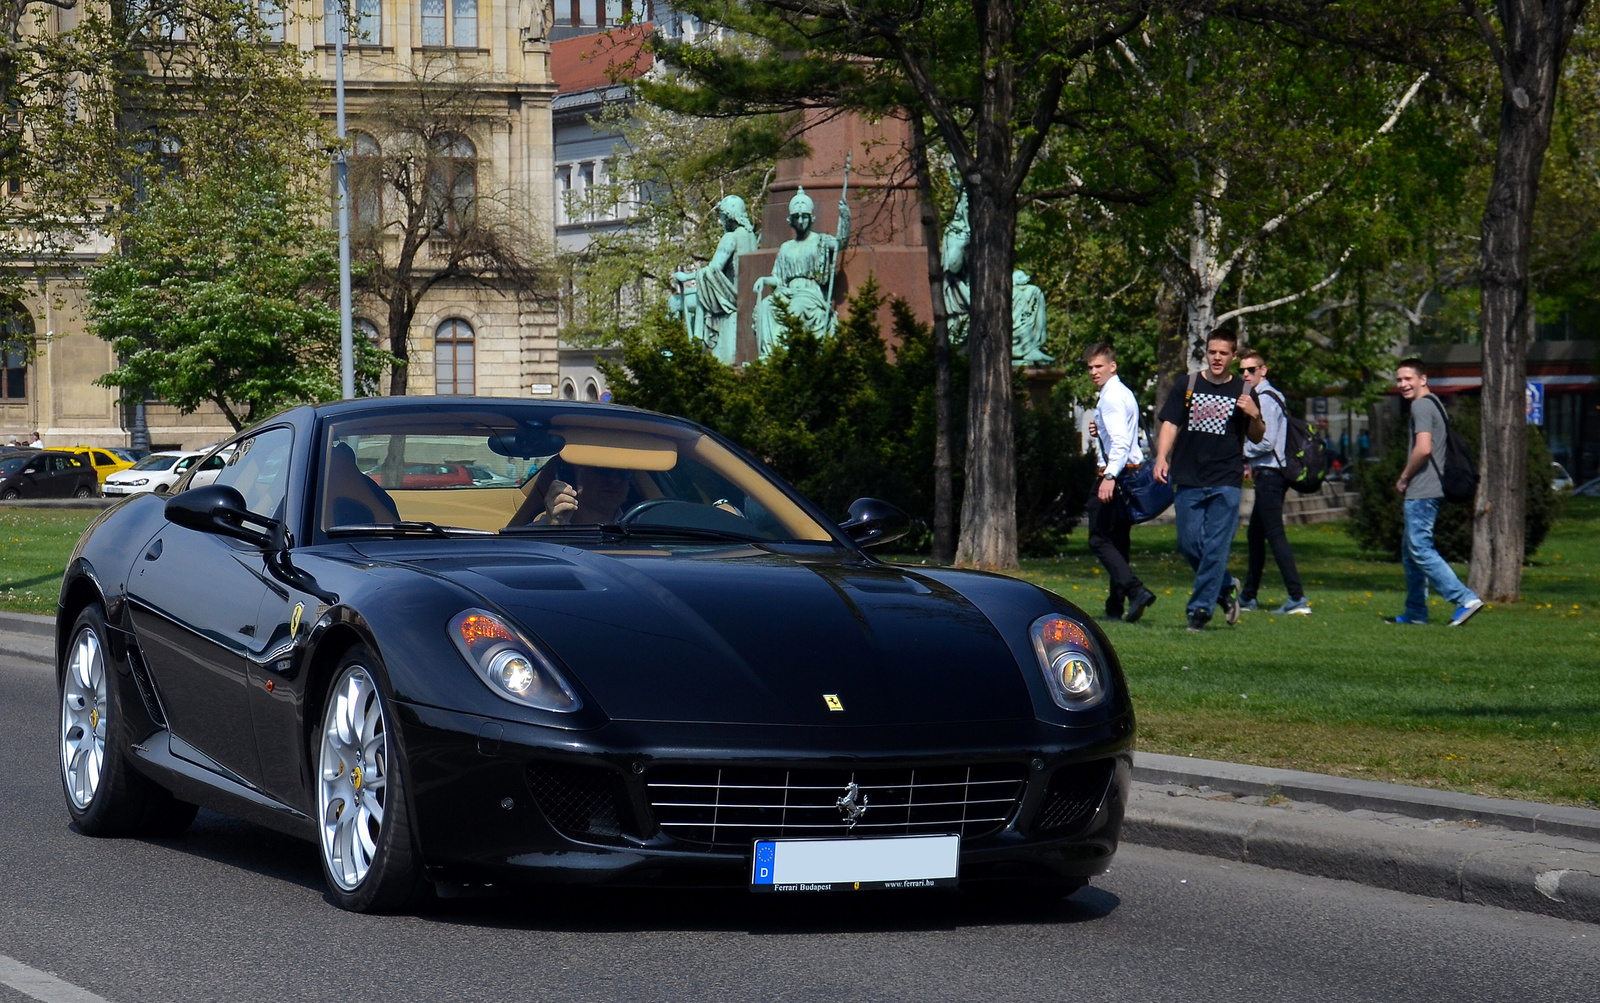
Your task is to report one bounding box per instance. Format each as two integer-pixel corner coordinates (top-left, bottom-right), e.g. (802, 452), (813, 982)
(1174, 486), (1242, 619)
(1402, 498), (1478, 622)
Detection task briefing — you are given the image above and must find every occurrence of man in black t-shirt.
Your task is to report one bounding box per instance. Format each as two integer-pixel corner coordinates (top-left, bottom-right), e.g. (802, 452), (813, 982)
(1153, 332), (1266, 631)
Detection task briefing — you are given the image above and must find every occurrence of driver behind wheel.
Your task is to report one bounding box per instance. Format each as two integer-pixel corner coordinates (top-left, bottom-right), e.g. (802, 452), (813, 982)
(507, 457), (638, 527)
(544, 462), (632, 525)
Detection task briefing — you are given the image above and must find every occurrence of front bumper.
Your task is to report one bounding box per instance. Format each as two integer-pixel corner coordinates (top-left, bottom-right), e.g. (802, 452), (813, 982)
(396, 702), (1135, 889)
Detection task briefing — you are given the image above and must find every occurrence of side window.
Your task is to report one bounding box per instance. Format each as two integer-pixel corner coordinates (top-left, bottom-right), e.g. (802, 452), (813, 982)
(176, 457), (196, 471)
(213, 427), (294, 518)
(201, 454), (226, 471)
(44, 455), (63, 472)
(93, 451), (115, 467)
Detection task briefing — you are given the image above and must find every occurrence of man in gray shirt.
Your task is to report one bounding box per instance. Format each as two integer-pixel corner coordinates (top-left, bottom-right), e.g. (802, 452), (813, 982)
(1238, 350), (1307, 614)
(1389, 358), (1484, 626)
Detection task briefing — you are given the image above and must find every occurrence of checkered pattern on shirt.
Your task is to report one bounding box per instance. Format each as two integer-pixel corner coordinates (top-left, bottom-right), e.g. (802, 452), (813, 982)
(1187, 391), (1239, 436)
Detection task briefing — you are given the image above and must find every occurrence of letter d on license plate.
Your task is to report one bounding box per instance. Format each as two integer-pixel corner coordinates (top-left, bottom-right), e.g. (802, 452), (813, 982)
(750, 834), (959, 892)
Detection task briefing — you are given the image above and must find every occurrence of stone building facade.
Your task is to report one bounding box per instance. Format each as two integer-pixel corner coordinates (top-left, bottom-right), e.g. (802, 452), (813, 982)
(0, 0), (561, 450)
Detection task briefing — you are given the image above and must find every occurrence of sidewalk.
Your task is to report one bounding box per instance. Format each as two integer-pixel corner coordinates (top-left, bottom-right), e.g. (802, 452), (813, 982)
(2, 610), (1596, 922)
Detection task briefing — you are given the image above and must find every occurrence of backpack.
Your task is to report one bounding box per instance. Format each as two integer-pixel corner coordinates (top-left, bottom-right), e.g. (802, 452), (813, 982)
(1420, 395), (1479, 503)
(1260, 390), (1331, 494)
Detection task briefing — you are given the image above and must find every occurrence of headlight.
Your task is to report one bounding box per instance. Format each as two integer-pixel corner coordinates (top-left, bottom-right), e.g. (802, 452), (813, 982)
(1029, 613), (1106, 709)
(125, 478), (149, 486)
(448, 609), (582, 712)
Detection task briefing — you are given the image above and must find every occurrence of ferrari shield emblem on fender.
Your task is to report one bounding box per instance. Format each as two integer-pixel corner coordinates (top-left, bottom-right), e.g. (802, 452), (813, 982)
(290, 602), (304, 638)
(823, 693), (844, 711)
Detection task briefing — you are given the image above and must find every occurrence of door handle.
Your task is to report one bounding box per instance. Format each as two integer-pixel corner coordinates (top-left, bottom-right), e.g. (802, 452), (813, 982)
(144, 539), (163, 561)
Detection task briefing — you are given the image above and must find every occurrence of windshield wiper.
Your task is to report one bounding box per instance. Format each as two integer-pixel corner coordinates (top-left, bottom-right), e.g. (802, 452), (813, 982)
(326, 522), (494, 538)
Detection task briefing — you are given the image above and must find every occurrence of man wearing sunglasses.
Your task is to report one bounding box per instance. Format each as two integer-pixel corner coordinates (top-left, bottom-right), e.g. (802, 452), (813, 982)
(544, 463), (633, 525)
(1238, 350), (1309, 615)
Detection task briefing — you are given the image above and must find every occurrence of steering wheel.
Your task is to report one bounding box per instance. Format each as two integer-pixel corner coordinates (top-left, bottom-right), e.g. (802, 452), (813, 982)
(617, 497), (752, 531)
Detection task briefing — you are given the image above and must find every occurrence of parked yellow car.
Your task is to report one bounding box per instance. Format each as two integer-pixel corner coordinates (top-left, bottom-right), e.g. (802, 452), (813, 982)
(47, 446), (136, 486)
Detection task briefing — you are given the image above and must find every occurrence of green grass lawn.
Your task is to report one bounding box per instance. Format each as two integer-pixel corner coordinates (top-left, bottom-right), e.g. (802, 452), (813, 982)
(5, 499), (1598, 806)
(0, 508), (97, 616)
(1002, 496), (1600, 808)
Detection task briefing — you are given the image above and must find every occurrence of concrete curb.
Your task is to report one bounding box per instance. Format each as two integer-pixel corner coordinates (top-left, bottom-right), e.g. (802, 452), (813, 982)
(1124, 784), (1600, 925)
(1132, 751), (1600, 842)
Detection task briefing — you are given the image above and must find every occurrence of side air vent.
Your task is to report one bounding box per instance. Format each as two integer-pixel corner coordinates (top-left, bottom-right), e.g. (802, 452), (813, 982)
(124, 644), (168, 728)
(1033, 760), (1115, 835)
(525, 762), (635, 845)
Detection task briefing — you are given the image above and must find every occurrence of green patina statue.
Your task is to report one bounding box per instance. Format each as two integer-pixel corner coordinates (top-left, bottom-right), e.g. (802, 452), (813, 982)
(752, 187), (851, 358)
(942, 189), (970, 343)
(672, 195), (758, 365)
(1011, 269), (1052, 366)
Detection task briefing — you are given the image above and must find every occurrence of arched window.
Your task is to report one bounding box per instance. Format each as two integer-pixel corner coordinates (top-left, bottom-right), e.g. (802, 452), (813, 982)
(0, 301), (33, 401)
(349, 131), (382, 229)
(429, 134), (476, 235)
(584, 378), (600, 402)
(560, 379), (577, 400)
(434, 319), (474, 395)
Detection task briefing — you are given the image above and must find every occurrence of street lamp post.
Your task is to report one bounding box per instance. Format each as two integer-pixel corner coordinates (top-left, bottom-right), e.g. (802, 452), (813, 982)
(335, 1), (355, 399)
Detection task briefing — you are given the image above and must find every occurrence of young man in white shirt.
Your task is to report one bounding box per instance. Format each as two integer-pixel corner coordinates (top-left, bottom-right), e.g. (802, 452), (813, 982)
(1084, 344), (1157, 622)
(1238, 350), (1309, 614)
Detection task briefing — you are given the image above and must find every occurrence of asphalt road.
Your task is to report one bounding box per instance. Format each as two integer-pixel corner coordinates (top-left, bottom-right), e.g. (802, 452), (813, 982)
(2, 651), (1595, 1003)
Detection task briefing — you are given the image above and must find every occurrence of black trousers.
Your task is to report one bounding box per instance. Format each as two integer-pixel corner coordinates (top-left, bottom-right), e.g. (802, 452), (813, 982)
(1244, 467), (1304, 601)
(1087, 484), (1143, 608)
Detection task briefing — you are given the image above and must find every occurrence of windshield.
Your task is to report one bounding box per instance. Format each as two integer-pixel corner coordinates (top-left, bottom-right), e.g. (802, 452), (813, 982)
(317, 405), (834, 543)
(0, 457), (24, 476)
(132, 454), (181, 471)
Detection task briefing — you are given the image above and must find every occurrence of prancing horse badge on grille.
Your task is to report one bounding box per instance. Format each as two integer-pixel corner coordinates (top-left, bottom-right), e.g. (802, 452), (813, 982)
(836, 781), (868, 828)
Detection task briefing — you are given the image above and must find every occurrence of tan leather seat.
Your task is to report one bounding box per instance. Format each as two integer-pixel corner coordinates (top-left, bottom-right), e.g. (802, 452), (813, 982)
(322, 442), (401, 528)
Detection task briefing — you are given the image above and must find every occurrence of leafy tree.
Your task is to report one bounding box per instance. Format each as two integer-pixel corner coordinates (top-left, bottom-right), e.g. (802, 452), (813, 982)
(646, 0), (1165, 570)
(87, 159), (382, 429)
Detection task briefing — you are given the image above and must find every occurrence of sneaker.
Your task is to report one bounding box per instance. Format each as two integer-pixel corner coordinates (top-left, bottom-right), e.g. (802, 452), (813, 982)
(1124, 589), (1158, 624)
(1448, 598), (1485, 627)
(1237, 598), (1260, 612)
(1385, 614), (1427, 625)
(1186, 611), (1210, 633)
(1220, 577), (1242, 626)
(1275, 597), (1312, 615)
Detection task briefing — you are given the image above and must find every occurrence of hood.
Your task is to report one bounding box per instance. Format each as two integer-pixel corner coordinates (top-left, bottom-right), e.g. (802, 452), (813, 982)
(385, 542), (1036, 727)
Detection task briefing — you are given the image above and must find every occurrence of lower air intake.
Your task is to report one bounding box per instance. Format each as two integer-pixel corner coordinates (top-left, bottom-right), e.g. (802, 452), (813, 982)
(1034, 760), (1115, 834)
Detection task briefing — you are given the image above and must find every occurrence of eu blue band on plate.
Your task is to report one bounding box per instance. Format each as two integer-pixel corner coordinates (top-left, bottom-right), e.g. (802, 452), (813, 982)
(753, 841), (776, 885)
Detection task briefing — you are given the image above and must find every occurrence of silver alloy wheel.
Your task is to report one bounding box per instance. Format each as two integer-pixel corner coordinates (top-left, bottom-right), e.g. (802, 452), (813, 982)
(60, 626), (108, 809)
(318, 664), (389, 891)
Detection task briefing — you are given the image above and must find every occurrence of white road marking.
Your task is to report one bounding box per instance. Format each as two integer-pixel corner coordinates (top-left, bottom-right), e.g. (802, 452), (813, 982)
(0, 954), (114, 1003)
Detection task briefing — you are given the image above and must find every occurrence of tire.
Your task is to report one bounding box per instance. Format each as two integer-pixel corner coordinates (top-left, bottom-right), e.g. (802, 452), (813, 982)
(1, 487), (17, 500)
(60, 604), (198, 837)
(315, 646), (426, 912)
(153, 484), (169, 494)
(73, 485), (95, 499)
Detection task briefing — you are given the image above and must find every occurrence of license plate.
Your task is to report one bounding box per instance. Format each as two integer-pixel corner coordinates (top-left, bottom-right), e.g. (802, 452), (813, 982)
(750, 834), (959, 892)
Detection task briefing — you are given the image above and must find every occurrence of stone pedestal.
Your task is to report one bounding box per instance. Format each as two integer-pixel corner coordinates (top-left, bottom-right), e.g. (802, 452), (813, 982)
(735, 109), (933, 364)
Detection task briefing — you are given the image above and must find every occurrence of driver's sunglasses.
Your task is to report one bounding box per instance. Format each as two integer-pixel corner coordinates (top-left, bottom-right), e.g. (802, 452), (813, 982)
(1241, 365), (1260, 374)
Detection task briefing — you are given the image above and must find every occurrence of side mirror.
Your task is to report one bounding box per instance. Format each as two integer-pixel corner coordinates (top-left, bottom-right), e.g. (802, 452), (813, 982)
(165, 484), (280, 549)
(839, 497), (911, 549)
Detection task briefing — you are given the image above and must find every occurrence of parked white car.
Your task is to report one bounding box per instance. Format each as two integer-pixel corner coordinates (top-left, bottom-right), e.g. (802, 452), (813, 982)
(102, 448), (230, 497)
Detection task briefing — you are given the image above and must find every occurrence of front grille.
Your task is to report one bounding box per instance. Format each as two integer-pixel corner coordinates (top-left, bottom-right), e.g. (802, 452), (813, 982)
(526, 763), (628, 843)
(1033, 760), (1115, 834)
(645, 764), (1027, 848)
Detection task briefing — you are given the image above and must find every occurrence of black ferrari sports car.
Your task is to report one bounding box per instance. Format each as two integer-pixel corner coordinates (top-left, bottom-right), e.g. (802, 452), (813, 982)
(57, 397), (1134, 911)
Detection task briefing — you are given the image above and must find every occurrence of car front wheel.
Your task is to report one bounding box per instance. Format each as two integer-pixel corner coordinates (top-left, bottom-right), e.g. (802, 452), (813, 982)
(316, 648), (425, 912)
(73, 485), (96, 499)
(61, 604), (196, 837)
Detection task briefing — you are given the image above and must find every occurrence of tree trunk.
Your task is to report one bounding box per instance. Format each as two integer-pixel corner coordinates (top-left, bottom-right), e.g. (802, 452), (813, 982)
(1468, 0), (1583, 602)
(954, 180), (1018, 570)
(953, 0), (1018, 571)
(1153, 279), (1186, 418)
(908, 115), (955, 564)
(387, 297), (413, 397)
